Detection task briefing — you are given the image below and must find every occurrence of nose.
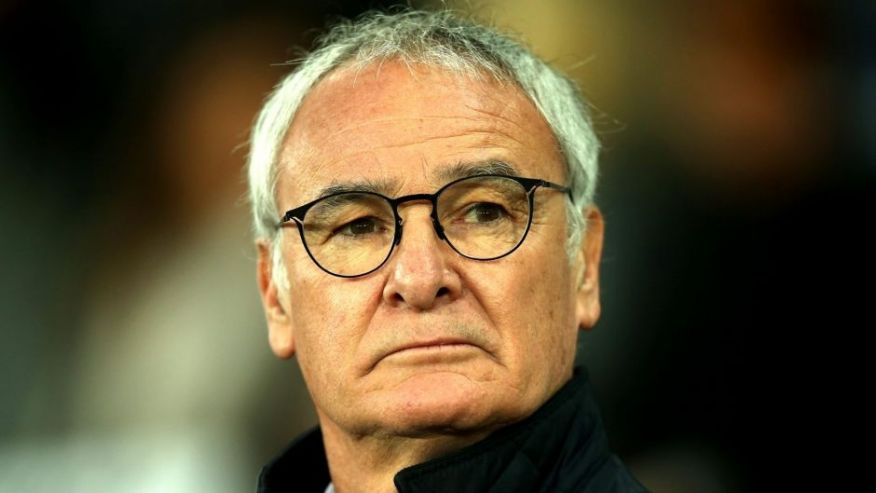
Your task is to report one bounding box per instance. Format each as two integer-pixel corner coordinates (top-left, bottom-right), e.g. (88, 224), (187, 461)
(382, 205), (462, 310)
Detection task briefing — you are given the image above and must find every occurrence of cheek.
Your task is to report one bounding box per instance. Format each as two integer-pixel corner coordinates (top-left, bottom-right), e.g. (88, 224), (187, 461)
(290, 283), (363, 349)
(286, 275), (383, 408)
(471, 246), (577, 369)
(286, 258), (382, 365)
(283, 239), (365, 337)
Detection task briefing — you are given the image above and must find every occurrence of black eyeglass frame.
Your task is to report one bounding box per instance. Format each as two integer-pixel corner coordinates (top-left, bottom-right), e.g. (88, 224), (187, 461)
(277, 174), (573, 278)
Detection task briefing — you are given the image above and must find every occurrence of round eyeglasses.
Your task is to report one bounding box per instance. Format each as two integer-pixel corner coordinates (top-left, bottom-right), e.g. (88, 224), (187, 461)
(278, 174), (572, 278)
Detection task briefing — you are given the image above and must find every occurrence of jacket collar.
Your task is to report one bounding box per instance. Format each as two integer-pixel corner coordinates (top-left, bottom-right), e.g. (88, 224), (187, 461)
(258, 367), (613, 493)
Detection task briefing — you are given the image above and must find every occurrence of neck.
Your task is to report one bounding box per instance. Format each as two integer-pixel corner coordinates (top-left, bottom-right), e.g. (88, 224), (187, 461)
(320, 419), (491, 493)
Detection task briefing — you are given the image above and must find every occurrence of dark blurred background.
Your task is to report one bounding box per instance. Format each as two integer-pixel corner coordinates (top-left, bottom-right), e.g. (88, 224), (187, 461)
(1, 0), (872, 491)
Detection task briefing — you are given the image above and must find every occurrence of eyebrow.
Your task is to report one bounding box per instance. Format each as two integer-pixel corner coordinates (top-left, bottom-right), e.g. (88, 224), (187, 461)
(309, 159), (520, 201)
(436, 160), (520, 182)
(314, 177), (400, 201)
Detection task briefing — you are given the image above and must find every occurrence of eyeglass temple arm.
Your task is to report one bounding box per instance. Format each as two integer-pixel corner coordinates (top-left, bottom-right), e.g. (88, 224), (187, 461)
(276, 210), (303, 229)
(278, 200), (316, 228)
(534, 179), (575, 204)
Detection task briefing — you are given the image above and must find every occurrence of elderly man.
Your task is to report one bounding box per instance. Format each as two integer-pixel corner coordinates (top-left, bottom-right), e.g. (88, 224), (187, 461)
(248, 9), (647, 493)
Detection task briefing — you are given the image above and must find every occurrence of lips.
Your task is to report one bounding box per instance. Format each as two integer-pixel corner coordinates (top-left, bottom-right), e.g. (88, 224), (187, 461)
(365, 336), (487, 373)
(387, 338), (475, 356)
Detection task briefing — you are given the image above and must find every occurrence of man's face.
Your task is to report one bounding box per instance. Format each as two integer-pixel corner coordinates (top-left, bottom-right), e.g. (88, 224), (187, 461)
(258, 61), (603, 438)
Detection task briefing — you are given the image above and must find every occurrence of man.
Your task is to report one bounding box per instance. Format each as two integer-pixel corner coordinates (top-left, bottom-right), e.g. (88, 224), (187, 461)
(248, 9), (647, 493)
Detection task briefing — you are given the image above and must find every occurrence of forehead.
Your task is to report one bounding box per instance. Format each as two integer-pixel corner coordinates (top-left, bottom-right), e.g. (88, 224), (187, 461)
(276, 61), (564, 205)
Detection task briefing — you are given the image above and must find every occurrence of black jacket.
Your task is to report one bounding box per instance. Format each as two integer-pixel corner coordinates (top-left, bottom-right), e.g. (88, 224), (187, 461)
(258, 368), (648, 492)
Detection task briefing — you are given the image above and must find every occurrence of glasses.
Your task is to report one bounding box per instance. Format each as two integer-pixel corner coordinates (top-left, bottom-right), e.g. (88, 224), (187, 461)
(278, 174), (572, 278)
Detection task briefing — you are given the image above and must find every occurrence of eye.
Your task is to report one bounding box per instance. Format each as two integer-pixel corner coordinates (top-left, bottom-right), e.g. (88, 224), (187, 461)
(463, 203), (507, 223)
(335, 217), (384, 237)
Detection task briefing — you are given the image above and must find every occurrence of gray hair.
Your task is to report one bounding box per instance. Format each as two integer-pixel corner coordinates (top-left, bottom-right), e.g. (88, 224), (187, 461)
(247, 9), (600, 287)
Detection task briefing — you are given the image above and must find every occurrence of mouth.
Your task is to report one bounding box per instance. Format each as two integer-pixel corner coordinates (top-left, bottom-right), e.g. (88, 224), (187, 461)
(370, 338), (484, 371)
(390, 338), (474, 354)
(384, 338), (477, 358)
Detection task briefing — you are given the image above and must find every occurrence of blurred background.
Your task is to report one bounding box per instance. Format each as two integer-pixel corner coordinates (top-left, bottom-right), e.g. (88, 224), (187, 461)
(1, 0), (872, 491)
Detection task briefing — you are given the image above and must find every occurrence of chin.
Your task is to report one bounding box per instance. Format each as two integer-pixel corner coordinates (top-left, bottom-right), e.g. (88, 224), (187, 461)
(368, 370), (527, 437)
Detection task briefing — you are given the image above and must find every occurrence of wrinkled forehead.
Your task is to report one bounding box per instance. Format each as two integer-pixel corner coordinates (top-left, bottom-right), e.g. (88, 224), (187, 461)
(275, 61), (565, 207)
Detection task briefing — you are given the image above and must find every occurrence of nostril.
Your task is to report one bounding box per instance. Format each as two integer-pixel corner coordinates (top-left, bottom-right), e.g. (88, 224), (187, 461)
(436, 287), (450, 298)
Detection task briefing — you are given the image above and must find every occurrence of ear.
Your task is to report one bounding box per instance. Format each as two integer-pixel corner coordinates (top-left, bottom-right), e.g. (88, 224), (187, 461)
(575, 206), (604, 332)
(256, 240), (296, 359)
